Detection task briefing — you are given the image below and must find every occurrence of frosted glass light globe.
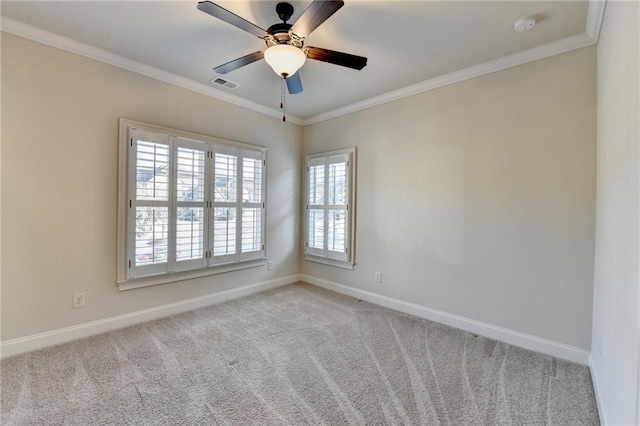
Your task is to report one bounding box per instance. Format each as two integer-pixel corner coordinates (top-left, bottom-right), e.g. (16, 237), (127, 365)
(264, 44), (306, 77)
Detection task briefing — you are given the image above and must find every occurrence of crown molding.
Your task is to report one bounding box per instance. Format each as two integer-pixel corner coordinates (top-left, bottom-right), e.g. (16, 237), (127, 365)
(302, 31), (596, 126)
(0, 17), (303, 126)
(586, 0), (607, 42)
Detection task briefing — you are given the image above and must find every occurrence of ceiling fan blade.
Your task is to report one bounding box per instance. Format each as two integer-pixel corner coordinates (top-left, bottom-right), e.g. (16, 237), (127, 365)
(197, 1), (268, 38)
(213, 51), (264, 74)
(306, 47), (367, 70)
(286, 72), (303, 94)
(290, 0), (344, 38)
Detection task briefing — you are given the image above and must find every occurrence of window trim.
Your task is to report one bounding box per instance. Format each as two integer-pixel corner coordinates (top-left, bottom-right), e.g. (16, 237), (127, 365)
(303, 148), (356, 269)
(117, 119), (267, 290)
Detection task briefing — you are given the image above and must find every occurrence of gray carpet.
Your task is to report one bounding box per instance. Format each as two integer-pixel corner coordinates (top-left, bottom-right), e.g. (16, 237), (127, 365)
(1, 282), (599, 425)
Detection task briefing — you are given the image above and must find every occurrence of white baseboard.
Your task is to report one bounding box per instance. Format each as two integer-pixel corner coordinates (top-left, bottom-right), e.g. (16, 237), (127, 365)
(0, 274), (301, 359)
(589, 354), (608, 425)
(2, 273), (591, 366)
(301, 274), (590, 365)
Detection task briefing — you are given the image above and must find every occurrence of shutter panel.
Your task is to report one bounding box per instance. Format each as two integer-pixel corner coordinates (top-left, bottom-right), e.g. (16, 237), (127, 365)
(174, 138), (207, 271)
(129, 130), (172, 277)
(306, 158), (325, 256)
(211, 147), (238, 265)
(304, 151), (352, 263)
(239, 150), (264, 261)
(326, 154), (349, 261)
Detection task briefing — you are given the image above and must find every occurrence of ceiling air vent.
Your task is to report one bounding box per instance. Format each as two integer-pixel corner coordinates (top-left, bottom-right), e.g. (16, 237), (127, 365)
(209, 76), (240, 90)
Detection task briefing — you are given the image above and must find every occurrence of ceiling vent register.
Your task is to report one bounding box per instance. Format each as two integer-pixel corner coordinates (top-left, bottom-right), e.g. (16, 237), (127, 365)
(209, 76), (240, 89)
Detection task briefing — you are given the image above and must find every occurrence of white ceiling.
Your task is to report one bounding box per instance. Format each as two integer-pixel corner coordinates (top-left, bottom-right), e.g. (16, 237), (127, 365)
(1, 1), (590, 121)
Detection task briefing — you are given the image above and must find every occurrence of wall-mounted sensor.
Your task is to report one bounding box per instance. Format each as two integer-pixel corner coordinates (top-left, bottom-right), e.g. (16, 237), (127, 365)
(514, 16), (537, 32)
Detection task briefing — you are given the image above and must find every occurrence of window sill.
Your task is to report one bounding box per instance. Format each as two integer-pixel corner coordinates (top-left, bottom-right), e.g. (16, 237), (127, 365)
(117, 259), (266, 291)
(304, 255), (355, 270)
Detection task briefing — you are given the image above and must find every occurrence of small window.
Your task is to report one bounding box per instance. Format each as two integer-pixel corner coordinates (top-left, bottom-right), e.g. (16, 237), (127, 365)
(117, 120), (266, 289)
(304, 148), (356, 269)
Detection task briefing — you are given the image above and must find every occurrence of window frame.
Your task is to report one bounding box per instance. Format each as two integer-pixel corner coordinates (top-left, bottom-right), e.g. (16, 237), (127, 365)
(117, 119), (267, 291)
(304, 148), (356, 269)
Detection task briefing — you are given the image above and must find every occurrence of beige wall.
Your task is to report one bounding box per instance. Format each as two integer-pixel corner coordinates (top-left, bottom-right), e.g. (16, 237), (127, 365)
(1, 31), (599, 357)
(591, 1), (640, 424)
(1, 34), (302, 340)
(303, 47), (596, 349)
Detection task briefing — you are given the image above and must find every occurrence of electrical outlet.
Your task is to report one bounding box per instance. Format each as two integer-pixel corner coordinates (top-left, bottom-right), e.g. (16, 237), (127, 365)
(267, 261), (273, 270)
(375, 272), (382, 283)
(72, 293), (85, 309)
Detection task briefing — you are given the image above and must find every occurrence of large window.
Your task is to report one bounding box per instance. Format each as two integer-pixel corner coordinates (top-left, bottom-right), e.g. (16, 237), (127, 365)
(117, 120), (266, 289)
(304, 148), (356, 269)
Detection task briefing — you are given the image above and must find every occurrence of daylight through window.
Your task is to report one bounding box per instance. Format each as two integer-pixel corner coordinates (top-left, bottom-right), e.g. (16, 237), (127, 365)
(305, 148), (356, 268)
(119, 121), (266, 285)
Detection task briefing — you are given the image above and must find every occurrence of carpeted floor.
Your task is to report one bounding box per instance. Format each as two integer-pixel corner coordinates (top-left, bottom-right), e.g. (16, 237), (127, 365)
(1, 282), (599, 425)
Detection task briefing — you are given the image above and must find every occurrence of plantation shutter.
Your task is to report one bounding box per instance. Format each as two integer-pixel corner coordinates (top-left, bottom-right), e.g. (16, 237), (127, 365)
(174, 137), (208, 272)
(211, 146), (238, 265)
(306, 152), (351, 262)
(129, 129), (172, 278)
(120, 120), (268, 285)
(239, 149), (265, 261)
(210, 146), (265, 266)
(326, 154), (349, 261)
(307, 157), (326, 257)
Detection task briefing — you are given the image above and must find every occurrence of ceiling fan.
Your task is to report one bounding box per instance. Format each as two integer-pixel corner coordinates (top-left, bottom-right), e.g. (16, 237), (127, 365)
(197, 0), (368, 95)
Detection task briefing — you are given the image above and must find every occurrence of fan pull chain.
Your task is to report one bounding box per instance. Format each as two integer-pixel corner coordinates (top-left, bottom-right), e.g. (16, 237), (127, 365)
(281, 76), (286, 122)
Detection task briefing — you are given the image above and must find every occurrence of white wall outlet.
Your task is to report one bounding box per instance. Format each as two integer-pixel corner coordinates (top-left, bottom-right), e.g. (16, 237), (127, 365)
(267, 261), (273, 270)
(72, 293), (85, 308)
(374, 272), (382, 283)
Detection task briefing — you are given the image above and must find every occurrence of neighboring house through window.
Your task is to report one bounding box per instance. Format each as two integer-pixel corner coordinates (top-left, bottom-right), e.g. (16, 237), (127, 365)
(117, 119), (266, 290)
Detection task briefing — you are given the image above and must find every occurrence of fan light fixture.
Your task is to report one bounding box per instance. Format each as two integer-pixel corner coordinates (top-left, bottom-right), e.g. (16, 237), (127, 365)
(264, 44), (307, 77)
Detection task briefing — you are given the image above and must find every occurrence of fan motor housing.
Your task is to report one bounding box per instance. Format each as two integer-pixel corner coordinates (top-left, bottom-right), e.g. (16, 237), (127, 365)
(266, 23), (303, 48)
(267, 22), (292, 36)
